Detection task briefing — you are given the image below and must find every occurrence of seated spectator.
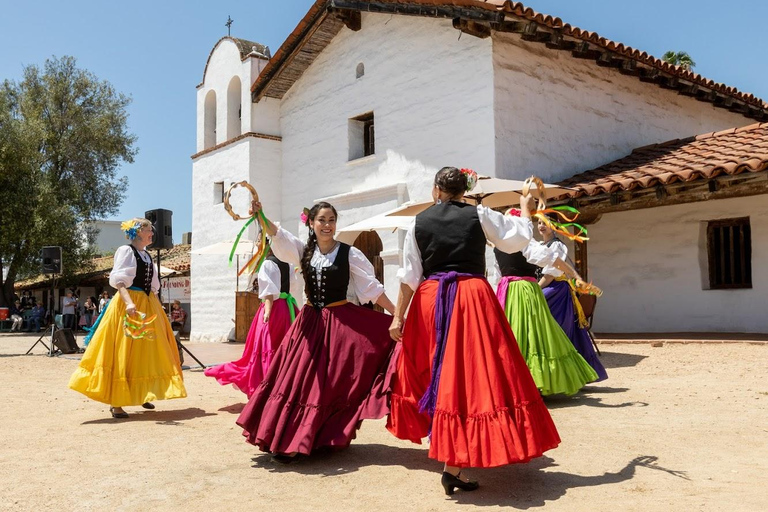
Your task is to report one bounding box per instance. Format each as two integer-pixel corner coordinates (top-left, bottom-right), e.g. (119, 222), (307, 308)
(170, 300), (187, 332)
(10, 301), (24, 332)
(26, 303), (46, 332)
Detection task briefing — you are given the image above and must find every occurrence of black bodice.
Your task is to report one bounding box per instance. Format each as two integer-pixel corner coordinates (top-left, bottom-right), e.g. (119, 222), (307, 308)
(266, 255), (291, 294)
(414, 201), (486, 277)
(128, 245), (154, 294)
(494, 248), (539, 278)
(306, 243), (351, 308)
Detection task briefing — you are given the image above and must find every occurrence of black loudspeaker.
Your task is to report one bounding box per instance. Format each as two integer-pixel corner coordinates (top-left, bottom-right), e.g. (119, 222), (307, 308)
(41, 246), (63, 274)
(53, 328), (79, 354)
(145, 209), (173, 250)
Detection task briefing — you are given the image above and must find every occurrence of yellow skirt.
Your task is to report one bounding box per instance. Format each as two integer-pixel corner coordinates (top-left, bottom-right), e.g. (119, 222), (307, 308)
(68, 289), (187, 407)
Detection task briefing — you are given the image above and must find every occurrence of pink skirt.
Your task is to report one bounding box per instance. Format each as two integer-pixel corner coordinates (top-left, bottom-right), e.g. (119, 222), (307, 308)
(205, 299), (295, 398)
(236, 303), (399, 455)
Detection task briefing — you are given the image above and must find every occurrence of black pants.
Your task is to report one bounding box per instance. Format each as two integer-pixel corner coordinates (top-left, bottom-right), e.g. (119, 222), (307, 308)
(62, 314), (76, 329)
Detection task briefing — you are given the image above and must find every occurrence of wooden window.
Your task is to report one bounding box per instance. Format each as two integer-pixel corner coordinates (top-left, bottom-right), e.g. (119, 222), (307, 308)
(707, 217), (751, 289)
(348, 112), (374, 160)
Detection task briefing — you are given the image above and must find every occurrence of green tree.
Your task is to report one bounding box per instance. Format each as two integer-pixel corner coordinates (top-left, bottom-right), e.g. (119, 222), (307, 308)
(662, 50), (696, 71)
(0, 56), (136, 307)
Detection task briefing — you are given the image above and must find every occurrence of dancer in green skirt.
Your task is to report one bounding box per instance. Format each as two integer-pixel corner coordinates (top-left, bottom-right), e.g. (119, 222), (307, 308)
(493, 210), (597, 395)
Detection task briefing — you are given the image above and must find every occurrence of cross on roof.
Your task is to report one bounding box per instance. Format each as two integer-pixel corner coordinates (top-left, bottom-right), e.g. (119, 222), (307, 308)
(225, 15), (234, 36)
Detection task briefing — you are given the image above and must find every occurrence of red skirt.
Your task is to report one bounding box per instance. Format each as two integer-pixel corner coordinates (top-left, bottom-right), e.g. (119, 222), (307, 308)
(387, 277), (560, 468)
(236, 303), (399, 455)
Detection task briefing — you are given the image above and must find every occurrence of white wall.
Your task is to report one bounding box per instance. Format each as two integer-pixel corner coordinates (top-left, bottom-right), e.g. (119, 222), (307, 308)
(492, 34), (752, 183)
(278, 13), (495, 299)
(587, 196), (768, 333)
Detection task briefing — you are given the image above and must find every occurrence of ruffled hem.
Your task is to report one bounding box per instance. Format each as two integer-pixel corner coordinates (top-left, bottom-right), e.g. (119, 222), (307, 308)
(388, 394), (561, 468)
(525, 350), (599, 396)
(69, 366), (187, 407)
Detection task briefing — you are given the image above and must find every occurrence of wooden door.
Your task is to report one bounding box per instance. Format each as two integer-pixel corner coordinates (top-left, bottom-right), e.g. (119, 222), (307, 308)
(353, 231), (384, 312)
(235, 291), (261, 342)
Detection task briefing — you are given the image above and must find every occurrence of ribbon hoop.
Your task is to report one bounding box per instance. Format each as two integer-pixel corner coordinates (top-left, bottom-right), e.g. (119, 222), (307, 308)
(523, 176), (589, 242)
(224, 181), (271, 276)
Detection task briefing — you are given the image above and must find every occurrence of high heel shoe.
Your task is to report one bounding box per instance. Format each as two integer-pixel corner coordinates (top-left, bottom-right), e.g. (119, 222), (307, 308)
(441, 471), (479, 495)
(109, 407), (129, 419)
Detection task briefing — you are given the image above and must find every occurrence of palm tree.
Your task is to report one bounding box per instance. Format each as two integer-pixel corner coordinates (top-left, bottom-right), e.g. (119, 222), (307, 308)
(662, 51), (696, 71)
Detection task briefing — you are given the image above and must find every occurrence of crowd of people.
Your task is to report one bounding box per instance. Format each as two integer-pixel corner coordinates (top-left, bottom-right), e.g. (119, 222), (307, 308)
(67, 167), (606, 494)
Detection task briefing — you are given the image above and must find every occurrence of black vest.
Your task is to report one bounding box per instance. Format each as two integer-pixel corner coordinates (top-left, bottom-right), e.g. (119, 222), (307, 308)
(306, 243), (350, 308)
(494, 248), (539, 278)
(128, 245), (154, 294)
(414, 202), (486, 277)
(266, 255), (290, 294)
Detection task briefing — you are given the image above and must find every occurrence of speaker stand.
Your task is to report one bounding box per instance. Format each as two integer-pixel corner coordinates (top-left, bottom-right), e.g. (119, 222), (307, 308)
(25, 323), (56, 356)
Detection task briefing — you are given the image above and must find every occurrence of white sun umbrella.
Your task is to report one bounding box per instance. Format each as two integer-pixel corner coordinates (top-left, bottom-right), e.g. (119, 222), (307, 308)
(159, 265), (179, 277)
(336, 209), (415, 244)
(386, 176), (574, 216)
(193, 239), (257, 292)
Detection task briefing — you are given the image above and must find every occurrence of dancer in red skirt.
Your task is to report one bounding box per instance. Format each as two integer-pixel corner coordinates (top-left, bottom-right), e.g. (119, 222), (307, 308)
(237, 201), (398, 463)
(388, 167), (561, 494)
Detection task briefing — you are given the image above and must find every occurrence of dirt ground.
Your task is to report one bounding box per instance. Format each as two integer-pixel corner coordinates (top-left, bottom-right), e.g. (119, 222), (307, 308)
(0, 333), (766, 512)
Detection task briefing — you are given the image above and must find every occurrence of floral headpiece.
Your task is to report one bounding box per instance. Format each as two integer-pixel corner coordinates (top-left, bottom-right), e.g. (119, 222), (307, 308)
(300, 207), (310, 226)
(120, 220), (142, 240)
(505, 207), (521, 217)
(460, 168), (478, 192)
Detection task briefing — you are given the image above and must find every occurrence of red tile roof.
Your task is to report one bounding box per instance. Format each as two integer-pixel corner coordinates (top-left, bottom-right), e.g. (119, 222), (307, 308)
(558, 122), (768, 197)
(249, 1), (766, 120)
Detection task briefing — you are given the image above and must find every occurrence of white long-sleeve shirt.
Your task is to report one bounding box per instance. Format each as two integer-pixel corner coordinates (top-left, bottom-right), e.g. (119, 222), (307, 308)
(270, 226), (385, 305)
(109, 245), (160, 293)
(398, 205), (535, 291)
(538, 239), (568, 278)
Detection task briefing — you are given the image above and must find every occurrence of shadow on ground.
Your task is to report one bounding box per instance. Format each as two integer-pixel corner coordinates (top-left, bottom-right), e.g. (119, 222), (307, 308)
(81, 407), (215, 426)
(251, 447), (686, 508)
(599, 351), (649, 369)
(544, 387), (649, 409)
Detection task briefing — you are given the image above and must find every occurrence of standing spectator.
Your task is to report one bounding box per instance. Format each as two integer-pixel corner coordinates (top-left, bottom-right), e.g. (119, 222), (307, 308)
(169, 300), (188, 332)
(82, 297), (97, 328)
(27, 303), (46, 332)
(98, 291), (110, 313)
(9, 301), (24, 332)
(62, 291), (77, 330)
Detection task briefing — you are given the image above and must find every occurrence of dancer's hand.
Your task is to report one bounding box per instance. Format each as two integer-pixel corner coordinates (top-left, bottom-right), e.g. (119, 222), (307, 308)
(263, 311), (270, 323)
(520, 193), (535, 218)
(249, 200), (263, 216)
(126, 303), (138, 317)
(389, 316), (404, 342)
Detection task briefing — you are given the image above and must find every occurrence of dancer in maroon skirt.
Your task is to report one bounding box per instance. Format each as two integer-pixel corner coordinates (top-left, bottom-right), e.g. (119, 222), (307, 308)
(237, 201), (397, 463)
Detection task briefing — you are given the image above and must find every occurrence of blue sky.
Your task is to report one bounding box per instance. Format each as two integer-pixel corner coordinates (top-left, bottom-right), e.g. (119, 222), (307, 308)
(2, 0), (766, 236)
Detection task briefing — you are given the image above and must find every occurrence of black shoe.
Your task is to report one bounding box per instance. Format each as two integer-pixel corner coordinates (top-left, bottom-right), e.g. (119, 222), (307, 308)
(441, 471), (479, 495)
(271, 453), (297, 464)
(109, 407), (129, 419)
(141, 402), (155, 410)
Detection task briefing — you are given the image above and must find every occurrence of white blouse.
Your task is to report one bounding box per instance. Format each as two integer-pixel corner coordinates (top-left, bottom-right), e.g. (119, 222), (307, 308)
(398, 204), (535, 291)
(109, 245), (160, 293)
(539, 239), (568, 278)
(270, 226), (385, 305)
(256, 259), (303, 300)
(490, 239), (560, 281)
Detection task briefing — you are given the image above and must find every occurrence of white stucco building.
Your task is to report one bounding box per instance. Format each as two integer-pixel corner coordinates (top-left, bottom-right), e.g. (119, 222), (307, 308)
(191, 0), (767, 341)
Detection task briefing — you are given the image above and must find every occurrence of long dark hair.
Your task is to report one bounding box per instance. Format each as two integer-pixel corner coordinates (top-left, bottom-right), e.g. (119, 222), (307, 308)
(300, 202), (338, 296)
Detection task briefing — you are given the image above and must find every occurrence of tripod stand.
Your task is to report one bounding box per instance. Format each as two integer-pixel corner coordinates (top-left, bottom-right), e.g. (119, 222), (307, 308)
(25, 274), (59, 356)
(156, 248), (206, 369)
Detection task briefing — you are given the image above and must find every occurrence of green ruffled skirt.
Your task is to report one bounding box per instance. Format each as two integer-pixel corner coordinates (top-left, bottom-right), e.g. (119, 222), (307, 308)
(498, 278), (598, 395)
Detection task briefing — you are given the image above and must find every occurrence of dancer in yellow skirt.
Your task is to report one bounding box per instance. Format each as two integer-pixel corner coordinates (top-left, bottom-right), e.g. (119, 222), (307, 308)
(69, 218), (186, 418)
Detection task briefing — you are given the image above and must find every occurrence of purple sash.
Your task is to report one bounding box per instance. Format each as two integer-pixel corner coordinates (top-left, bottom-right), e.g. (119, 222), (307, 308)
(418, 271), (483, 419)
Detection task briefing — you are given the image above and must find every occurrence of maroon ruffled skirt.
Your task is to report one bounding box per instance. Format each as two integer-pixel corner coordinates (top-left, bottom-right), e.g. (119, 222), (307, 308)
(236, 302), (399, 455)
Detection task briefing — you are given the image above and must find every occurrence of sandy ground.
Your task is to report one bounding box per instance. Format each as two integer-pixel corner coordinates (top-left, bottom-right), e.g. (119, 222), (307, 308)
(0, 332), (766, 512)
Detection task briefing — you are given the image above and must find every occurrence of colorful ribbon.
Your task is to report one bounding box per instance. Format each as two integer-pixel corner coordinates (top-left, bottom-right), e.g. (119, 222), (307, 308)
(278, 292), (299, 323)
(123, 311), (157, 340)
(229, 210), (272, 276)
(533, 205), (589, 242)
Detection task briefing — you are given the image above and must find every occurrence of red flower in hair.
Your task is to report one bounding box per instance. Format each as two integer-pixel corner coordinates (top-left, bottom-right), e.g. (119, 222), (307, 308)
(505, 208), (521, 217)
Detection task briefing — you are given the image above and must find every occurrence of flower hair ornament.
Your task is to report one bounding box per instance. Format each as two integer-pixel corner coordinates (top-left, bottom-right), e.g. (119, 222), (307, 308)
(300, 207), (311, 226)
(120, 220), (142, 240)
(460, 168), (478, 192)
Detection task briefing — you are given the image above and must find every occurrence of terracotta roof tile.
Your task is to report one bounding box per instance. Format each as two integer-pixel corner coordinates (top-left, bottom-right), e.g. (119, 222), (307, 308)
(249, 1), (766, 119)
(559, 123), (768, 197)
